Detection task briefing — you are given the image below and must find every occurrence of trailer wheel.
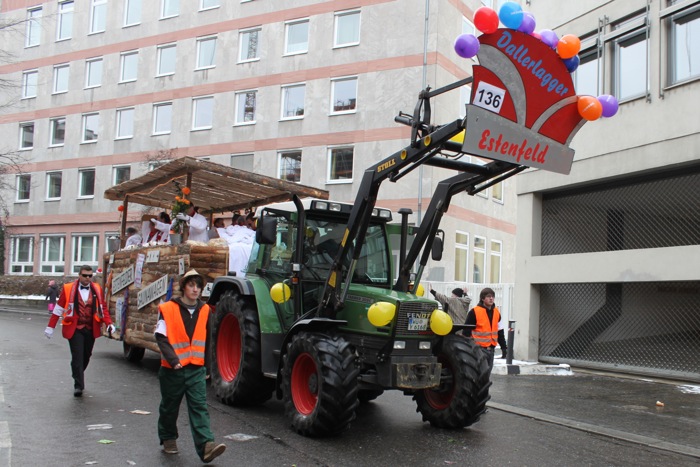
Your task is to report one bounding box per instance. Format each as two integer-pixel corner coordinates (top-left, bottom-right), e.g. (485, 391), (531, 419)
(414, 335), (491, 429)
(123, 342), (145, 363)
(282, 332), (359, 436)
(211, 291), (273, 406)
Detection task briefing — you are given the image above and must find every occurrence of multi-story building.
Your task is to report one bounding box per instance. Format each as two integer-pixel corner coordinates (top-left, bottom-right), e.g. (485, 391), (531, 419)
(518, 0), (700, 381)
(0, 2), (515, 290)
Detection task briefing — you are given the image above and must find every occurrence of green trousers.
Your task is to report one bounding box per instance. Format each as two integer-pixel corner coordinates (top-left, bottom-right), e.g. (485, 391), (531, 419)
(158, 365), (214, 459)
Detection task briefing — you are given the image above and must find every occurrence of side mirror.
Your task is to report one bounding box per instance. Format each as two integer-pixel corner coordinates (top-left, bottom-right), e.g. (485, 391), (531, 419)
(431, 230), (444, 261)
(256, 215), (277, 245)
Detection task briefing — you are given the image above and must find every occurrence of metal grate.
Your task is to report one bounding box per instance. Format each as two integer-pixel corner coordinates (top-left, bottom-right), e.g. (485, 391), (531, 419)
(539, 282), (700, 381)
(395, 301), (440, 336)
(541, 167), (700, 255)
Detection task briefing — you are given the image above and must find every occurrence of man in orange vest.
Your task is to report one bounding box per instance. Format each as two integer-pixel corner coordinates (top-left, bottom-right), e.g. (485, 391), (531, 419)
(465, 287), (501, 377)
(154, 269), (226, 463)
(44, 265), (115, 397)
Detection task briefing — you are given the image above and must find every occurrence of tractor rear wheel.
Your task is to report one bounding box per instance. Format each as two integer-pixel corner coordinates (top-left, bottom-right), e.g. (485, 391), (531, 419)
(123, 342), (145, 362)
(282, 332), (359, 436)
(211, 291), (273, 406)
(414, 335), (491, 428)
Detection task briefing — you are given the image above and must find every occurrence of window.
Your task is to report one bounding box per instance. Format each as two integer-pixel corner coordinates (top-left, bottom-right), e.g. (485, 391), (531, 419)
(79, 168), (96, 197)
(615, 31), (648, 101)
(16, 174), (31, 202)
(281, 84), (305, 119)
(574, 50), (600, 97)
(278, 151), (301, 182)
(334, 10), (360, 47)
(472, 236), (486, 283)
(72, 235), (99, 272)
(85, 58), (103, 88)
(10, 236), (34, 274)
(489, 240), (502, 283)
(157, 44), (177, 76)
(196, 36), (217, 70)
(148, 160), (170, 171)
(82, 113), (99, 143)
(46, 172), (62, 200)
(40, 236), (65, 274)
(113, 165), (131, 185)
(462, 17), (476, 35)
(57, 1), (73, 41)
(22, 70), (38, 99)
(455, 231), (469, 281)
(330, 77), (357, 114)
(124, 0), (141, 26)
(669, 6), (700, 84)
(19, 122), (34, 149)
(192, 96), (214, 130)
(26, 7), (42, 47)
(328, 147), (353, 182)
(231, 153), (254, 171)
(116, 107), (135, 139)
(234, 90), (257, 124)
(50, 118), (66, 146)
(120, 51), (138, 82)
(200, 0), (219, 10)
(53, 64), (69, 94)
(285, 19), (309, 55)
(460, 84), (472, 118)
(153, 102), (173, 134)
(239, 27), (261, 62)
(492, 181), (503, 203)
(161, 0), (179, 19)
(90, 0), (106, 34)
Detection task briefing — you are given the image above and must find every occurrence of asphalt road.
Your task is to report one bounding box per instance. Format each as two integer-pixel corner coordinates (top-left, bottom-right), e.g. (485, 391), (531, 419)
(0, 310), (697, 466)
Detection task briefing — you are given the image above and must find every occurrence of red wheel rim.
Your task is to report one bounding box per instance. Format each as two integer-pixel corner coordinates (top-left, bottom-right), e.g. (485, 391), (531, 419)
(216, 313), (241, 382)
(424, 356), (454, 410)
(291, 353), (318, 415)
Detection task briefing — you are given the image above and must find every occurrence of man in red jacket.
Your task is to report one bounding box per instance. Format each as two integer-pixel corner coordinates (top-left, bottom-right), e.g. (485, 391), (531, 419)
(44, 265), (115, 397)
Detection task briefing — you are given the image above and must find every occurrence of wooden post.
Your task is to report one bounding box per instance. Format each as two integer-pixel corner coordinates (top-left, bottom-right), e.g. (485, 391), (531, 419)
(183, 173), (193, 242)
(120, 196), (129, 249)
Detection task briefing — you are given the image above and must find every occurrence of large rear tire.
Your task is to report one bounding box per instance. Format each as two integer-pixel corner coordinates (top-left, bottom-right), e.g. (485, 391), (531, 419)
(282, 332), (359, 436)
(414, 335), (491, 428)
(123, 342), (145, 362)
(211, 291), (273, 406)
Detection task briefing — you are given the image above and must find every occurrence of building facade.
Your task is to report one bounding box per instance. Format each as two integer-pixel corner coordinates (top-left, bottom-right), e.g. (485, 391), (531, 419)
(0, 1), (515, 288)
(518, 0), (700, 381)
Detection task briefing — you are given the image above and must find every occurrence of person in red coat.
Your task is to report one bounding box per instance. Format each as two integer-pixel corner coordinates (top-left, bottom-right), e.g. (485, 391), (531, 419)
(44, 265), (115, 397)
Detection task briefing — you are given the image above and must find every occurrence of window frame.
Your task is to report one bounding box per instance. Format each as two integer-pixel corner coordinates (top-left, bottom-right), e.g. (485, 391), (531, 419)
(19, 122), (34, 150)
(9, 236), (34, 275)
(160, 0), (180, 19)
(278, 150), (302, 182)
(195, 35), (217, 70)
(191, 96), (214, 131)
(49, 117), (66, 147)
(89, 0), (107, 34)
(156, 43), (177, 77)
(119, 50), (139, 83)
(492, 181), (503, 203)
(112, 165), (131, 185)
(200, 0), (220, 11)
(238, 27), (261, 63)
(57, 1), (74, 42)
(234, 90), (257, 125)
(26, 7), (42, 47)
(115, 107), (135, 139)
(85, 57), (103, 89)
(71, 234), (100, 273)
(489, 239), (502, 283)
(81, 113), (99, 144)
(78, 168), (96, 198)
(472, 235), (486, 284)
(40, 235), (66, 275)
(613, 28), (649, 102)
(330, 76), (358, 115)
(16, 174), (31, 202)
(22, 70), (38, 99)
(46, 171), (62, 200)
(53, 64), (70, 94)
(455, 231), (469, 282)
(327, 146), (354, 184)
(153, 102), (173, 135)
(667, 4), (700, 85)
(230, 153), (254, 171)
(280, 83), (306, 120)
(124, 0), (142, 27)
(333, 9), (361, 48)
(284, 18), (309, 56)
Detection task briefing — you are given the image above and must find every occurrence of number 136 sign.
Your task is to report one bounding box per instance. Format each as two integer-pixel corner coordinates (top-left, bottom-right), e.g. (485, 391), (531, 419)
(473, 81), (505, 114)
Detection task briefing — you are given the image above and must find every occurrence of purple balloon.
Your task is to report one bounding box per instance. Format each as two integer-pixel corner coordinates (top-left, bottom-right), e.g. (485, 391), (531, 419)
(539, 29), (559, 48)
(598, 94), (619, 118)
(454, 33), (480, 59)
(563, 55), (580, 73)
(517, 12), (536, 35)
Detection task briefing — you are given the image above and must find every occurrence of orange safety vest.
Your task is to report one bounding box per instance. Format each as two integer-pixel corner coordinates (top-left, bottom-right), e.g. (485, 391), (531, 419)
(472, 305), (500, 348)
(159, 301), (209, 368)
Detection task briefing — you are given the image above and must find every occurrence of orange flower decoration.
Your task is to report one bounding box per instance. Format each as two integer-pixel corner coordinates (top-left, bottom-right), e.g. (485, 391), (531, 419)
(182, 187), (191, 195)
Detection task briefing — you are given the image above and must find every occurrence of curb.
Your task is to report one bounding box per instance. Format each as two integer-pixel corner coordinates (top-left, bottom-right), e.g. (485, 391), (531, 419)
(492, 359), (573, 376)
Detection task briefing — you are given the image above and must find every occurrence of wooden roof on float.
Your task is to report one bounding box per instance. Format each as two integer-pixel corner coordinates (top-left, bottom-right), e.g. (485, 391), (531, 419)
(103, 156), (329, 214)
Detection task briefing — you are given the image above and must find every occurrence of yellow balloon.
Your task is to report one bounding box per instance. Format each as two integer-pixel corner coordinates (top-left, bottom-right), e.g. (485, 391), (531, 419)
(430, 309), (453, 336)
(367, 301), (396, 327)
(270, 282), (291, 304)
(415, 284), (425, 297)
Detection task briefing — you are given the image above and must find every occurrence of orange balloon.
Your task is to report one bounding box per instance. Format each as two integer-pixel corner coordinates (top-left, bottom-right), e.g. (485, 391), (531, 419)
(577, 96), (602, 121)
(557, 34), (581, 59)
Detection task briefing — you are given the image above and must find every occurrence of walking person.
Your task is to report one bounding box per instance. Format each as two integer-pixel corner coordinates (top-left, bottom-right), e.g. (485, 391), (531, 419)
(154, 269), (226, 463)
(44, 265), (115, 397)
(428, 284), (471, 333)
(465, 287), (501, 377)
(45, 280), (59, 315)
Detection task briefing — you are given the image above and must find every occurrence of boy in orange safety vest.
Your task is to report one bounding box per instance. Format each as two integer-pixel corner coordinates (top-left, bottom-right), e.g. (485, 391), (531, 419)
(465, 287), (501, 378)
(154, 269), (226, 463)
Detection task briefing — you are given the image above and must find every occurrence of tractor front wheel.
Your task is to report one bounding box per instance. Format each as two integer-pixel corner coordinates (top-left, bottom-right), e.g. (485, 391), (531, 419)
(281, 332), (359, 436)
(414, 335), (491, 428)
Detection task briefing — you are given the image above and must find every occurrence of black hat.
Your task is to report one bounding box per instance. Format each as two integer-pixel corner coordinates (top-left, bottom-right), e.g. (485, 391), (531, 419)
(452, 288), (465, 297)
